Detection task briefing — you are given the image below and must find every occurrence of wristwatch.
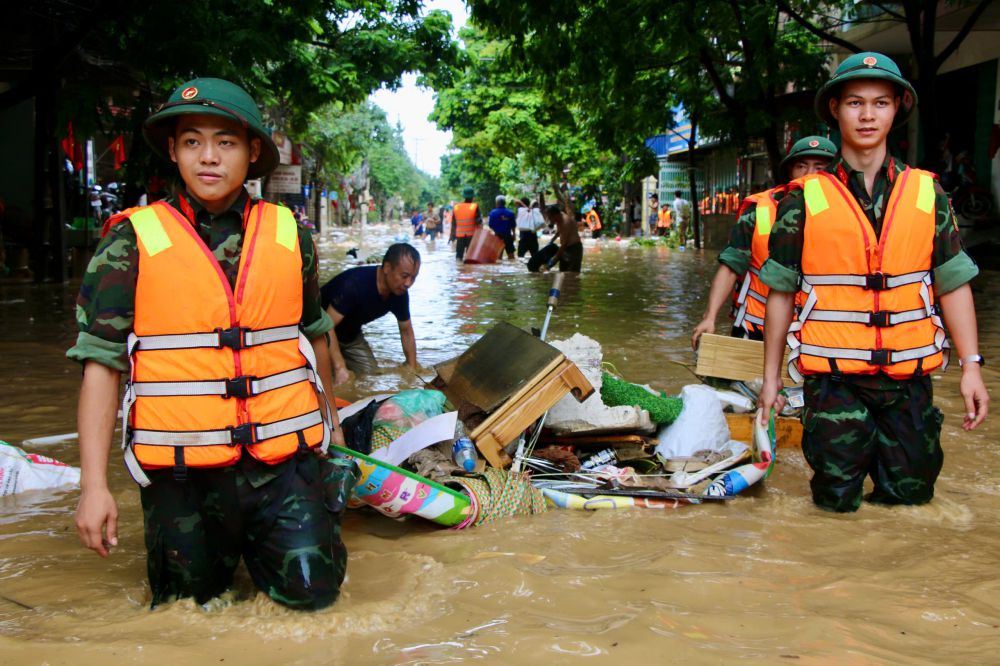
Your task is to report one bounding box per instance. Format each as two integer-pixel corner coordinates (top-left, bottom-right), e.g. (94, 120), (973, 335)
(959, 354), (985, 368)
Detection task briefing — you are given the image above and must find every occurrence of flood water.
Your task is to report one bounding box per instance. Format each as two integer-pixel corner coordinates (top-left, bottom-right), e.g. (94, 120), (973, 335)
(1, 224), (998, 664)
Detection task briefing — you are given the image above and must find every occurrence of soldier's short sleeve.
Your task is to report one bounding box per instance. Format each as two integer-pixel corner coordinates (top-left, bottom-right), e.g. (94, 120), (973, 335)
(930, 182), (979, 294)
(759, 190), (806, 293)
(65, 222), (139, 371)
(717, 204), (754, 276)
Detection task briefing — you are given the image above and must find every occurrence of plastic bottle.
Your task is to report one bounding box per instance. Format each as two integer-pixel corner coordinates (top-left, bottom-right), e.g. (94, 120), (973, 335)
(452, 422), (478, 472)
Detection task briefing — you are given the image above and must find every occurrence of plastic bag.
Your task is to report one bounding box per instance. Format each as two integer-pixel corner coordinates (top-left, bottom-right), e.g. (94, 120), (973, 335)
(655, 384), (731, 459)
(373, 389), (446, 432)
(0, 441), (80, 495)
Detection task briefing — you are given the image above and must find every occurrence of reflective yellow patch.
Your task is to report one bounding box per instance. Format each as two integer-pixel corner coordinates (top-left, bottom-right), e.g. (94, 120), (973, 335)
(916, 172), (935, 214)
(803, 179), (828, 217)
(275, 206), (296, 251)
(130, 208), (172, 257)
(756, 203), (772, 235)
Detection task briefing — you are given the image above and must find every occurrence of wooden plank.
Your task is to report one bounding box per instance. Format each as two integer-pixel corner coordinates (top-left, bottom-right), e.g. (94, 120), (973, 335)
(437, 322), (564, 413)
(695, 333), (795, 385)
(471, 359), (595, 467)
(725, 412), (803, 449)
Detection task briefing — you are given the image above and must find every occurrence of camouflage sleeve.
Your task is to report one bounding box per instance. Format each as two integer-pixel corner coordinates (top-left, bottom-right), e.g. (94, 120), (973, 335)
(65, 222), (139, 371)
(299, 227), (333, 340)
(717, 203), (754, 276)
(931, 182), (979, 294)
(758, 190), (806, 293)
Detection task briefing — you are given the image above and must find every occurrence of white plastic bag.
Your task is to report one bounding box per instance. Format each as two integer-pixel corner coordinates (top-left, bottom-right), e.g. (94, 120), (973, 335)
(655, 384), (731, 459)
(0, 441), (81, 496)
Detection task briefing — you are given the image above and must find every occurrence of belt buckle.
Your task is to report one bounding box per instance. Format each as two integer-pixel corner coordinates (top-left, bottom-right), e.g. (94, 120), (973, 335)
(228, 423), (257, 446)
(216, 326), (248, 350)
(868, 311), (891, 328)
(864, 273), (889, 290)
(870, 348), (892, 366)
(224, 375), (255, 399)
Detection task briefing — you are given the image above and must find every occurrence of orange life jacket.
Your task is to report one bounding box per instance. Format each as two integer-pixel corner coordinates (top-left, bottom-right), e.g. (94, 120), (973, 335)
(785, 169), (947, 381)
(119, 200), (332, 486)
(656, 207), (672, 229)
(585, 210), (601, 231)
(731, 187), (781, 334)
(453, 202), (479, 238)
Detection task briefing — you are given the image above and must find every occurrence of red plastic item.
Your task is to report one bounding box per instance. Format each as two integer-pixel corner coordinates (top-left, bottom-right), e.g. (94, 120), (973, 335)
(463, 227), (505, 264)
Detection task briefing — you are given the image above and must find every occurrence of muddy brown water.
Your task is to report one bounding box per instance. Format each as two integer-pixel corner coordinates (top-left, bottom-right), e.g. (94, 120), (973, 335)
(1, 225), (998, 664)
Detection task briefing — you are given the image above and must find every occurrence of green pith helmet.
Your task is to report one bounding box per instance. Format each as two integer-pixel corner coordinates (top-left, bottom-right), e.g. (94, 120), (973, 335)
(779, 135), (837, 173)
(143, 78), (279, 179)
(814, 52), (918, 128)
(461, 186), (475, 199)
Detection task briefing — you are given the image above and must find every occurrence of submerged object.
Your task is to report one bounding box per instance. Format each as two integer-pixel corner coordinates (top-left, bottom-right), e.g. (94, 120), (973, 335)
(703, 408), (777, 497)
(334, 444), (472, 527)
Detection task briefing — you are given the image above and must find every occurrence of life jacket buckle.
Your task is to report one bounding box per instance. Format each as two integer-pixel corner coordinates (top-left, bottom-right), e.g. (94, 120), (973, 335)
(864, 273), (889, 291)
(870, 348), (893, 366)
(867, 310), (891, 328)
(216, 326), (249, 350)
(224, 375), (256, 399)
(229, 422), (257, 446)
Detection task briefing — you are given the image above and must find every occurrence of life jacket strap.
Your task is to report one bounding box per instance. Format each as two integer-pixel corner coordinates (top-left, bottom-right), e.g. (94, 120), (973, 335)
(131, 366), (315, 399)
(127, 324), (300, 354)
(801, 270), (929, 291)
(797, 342), (943, 365)
(803, 308), (930, 327)
(131, 409), (324, 447)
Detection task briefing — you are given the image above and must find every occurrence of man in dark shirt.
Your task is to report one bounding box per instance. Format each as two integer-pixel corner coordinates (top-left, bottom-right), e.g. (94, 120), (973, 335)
(322, 243), (420, 384)
(488, 195), (517, 260)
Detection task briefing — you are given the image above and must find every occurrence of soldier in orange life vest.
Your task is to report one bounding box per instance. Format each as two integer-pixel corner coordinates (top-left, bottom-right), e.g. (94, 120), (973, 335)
(68, 78), (350, 609)
(759, 53), (989, 512)
(690, 136), (836, 350)
(453, 186), (481, 260)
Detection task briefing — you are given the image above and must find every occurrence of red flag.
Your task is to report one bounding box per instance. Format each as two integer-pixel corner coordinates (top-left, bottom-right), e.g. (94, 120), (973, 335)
(110, 135), (127, 170)
(61, 122), (76, 160)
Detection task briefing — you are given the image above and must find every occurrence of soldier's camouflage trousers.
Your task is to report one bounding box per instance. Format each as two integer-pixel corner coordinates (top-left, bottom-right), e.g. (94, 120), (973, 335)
(139, 449), (357, 610)
(801, 374), (944, 513)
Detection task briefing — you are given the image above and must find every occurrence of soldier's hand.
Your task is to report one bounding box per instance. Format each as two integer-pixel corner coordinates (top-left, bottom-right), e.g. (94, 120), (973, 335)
(960, 364), (989, 430)
(75, 486), (118, 558)
(691, 318), (715, 351)
(332, 365), (351, 387)
(757, 378), (786, 425)
(330, 425), (347, 449)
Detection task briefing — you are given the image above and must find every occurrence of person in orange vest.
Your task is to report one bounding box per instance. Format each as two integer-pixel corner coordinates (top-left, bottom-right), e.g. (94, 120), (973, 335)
(67, 78), (350, 609)
(452, 186), (481, 260)
(655, 204), (672, 236)
(759, 52), (988, 512)
(584, 206), (602, 239)
(690, 136), (836, 349)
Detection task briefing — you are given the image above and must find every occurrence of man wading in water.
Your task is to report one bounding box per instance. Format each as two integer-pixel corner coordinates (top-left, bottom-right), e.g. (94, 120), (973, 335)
(69, 78), (351, 609)
(758, 53), (988, 512)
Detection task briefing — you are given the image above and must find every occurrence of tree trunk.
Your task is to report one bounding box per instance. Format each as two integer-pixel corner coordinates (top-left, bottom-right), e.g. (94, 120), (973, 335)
(688, 117), (701, 249)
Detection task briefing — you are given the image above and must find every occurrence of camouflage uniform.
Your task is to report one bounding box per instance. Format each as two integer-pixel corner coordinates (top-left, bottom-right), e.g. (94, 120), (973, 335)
(67, 190), (347, 608)
(760, 155), (979, 512)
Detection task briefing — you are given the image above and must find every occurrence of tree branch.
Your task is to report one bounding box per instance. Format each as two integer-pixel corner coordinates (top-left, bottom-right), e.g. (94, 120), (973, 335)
(936, 0), (993, 69)
(775, 0), (862, 53)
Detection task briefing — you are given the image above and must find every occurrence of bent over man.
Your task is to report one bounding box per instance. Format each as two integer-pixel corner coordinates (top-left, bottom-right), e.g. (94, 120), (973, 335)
(758, 53), (988, 512)
(69, 78), (348, 609)
(322, 243), (420, 384)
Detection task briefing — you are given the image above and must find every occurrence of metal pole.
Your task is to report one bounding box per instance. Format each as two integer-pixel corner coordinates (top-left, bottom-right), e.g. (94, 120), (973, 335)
(512, 271), (565, 472)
